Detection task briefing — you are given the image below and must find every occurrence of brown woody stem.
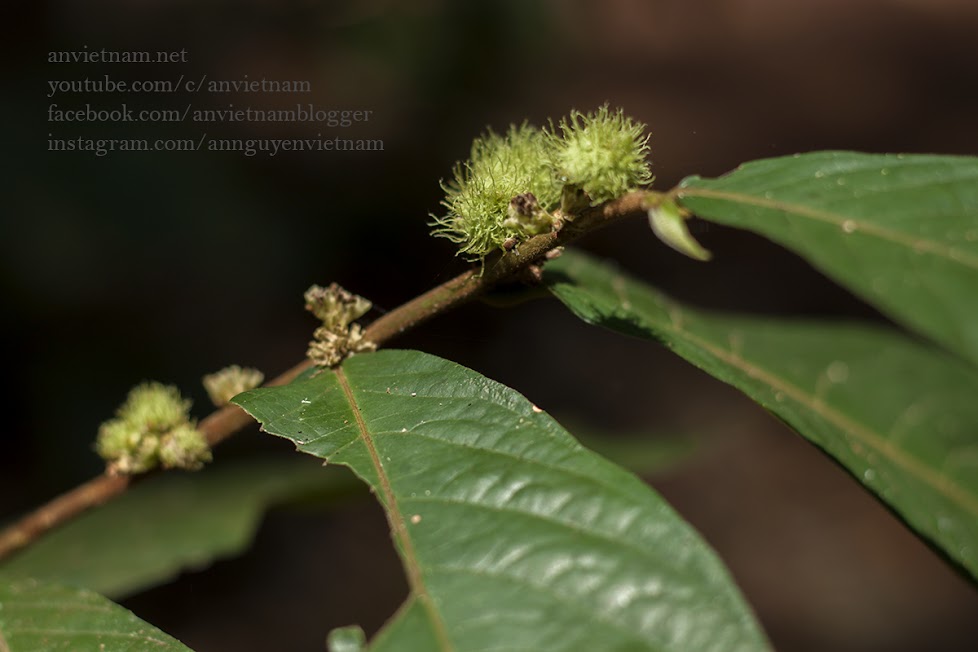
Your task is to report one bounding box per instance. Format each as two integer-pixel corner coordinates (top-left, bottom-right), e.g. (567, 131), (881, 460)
(0, 190), (661, 562)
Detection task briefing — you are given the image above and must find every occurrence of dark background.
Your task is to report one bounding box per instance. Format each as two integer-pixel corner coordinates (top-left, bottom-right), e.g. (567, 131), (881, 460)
(3, 1), (978, 650)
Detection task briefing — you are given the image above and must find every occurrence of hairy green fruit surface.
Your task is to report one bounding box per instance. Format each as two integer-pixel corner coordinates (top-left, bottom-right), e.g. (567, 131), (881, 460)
(431, 123), (559, 259)
(549, 105), (652, 203)
(431, 107), (652, 260)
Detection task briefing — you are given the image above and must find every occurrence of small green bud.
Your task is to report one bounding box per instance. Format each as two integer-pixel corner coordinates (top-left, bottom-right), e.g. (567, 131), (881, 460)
(548, 105), (652, 204)
(95, 419), (148, 474)
(158, 423), (212, 471)
(95, 419), (160, 474)
(116, 382), (189, 432)
(647, 198), (712, 261)
(95, 382), (210, 474)
(203, 365), (265, 406)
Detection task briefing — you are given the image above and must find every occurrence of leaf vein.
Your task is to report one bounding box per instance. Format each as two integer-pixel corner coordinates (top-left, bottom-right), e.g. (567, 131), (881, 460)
(334, 366), (455, 652)
(677, 187), (978, 270)
(662, 322), (978, 517)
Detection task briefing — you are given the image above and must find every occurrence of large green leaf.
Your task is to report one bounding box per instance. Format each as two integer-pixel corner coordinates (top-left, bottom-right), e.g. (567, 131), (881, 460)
(676, 152), (978, 365)
(232, 350), (770, 652)
(546, 249), (978, 580)
(0, 458), (351, 598)
(0, 578), (193, 651)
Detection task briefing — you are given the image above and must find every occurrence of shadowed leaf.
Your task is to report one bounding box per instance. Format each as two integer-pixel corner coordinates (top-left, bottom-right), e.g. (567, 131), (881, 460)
(0, 458), (352, 598)
(0, 579), (193, 651)
(547, 249), (978, 581)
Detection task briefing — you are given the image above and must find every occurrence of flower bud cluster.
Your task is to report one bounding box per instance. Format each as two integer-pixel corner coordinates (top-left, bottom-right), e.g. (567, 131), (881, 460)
(304, 283), (376, 367)
(96, 382), (210, 474)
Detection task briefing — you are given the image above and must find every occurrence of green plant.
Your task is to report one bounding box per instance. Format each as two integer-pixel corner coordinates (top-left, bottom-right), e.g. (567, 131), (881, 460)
(2, 108), (977, 651)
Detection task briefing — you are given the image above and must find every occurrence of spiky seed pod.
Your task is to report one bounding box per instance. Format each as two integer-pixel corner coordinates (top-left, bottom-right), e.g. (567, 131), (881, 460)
(431, 107), (652, 260)
(547, 105), (652, 204)
(431, 123), (560, 260)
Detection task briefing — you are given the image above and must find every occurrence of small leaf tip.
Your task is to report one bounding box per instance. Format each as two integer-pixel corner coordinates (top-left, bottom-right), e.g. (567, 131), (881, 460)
(647, 200), (712, 261)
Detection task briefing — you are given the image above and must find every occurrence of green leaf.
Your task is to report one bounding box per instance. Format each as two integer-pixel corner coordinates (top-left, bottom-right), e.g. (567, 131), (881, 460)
(677, 152), (978, 365)
(546, 249), (978, 581)
(647, 198), (711, 261)
(0, 458), (352, 598)
(233, 350), (771, 652)
(0, 578), (194, 651)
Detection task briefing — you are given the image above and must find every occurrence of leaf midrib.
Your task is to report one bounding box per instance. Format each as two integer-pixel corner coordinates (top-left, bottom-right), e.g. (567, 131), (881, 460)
(555, 257), (978, 521)
(652, 307), (978, 518)
(334, 367), (454, 652)
(676, 187), (978, 270)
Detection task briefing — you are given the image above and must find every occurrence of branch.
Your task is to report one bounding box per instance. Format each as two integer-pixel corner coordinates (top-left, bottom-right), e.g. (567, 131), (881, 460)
(0, 190), (660, 562)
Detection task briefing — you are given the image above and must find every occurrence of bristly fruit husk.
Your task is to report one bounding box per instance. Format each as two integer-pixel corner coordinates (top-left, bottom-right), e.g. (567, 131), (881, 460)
(547, 105), (652, 204)
(431, 107), (652, 261)
(431, 123), (560, 260)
